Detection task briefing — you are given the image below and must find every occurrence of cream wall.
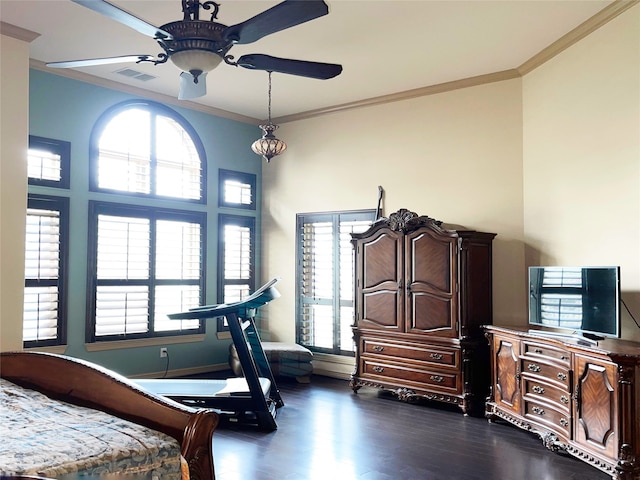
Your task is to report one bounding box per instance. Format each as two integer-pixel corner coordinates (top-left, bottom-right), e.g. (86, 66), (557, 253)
(523, 4), (640, 342)
(262, 78), (526, 343)
(0, 33), (29, 351)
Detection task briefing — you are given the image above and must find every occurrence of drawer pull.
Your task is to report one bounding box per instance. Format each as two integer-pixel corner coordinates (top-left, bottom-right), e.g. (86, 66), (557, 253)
(430, 375), (445, 383)
(532, 385), (545, 395)
(373, 346), (385, 352)
(528, 363), (541, 372)
(561, 395), (569, 404)
(430, 353), (443, 360)
(532, 406), (545, 416)
(373, 366), (384, 373)
(534, 348), (543, 354)
(561, 355), (568, 361)
(557, 372), (567, 381)
(560, 418), (569, 427)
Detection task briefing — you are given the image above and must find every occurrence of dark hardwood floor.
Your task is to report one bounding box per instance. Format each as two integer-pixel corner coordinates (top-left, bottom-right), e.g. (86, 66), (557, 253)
(206, 374), (610, 480)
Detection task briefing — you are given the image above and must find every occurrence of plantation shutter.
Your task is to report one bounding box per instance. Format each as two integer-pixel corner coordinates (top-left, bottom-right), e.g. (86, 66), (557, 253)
(95, 215), (151, 336)
(222, 223), (252, 302)
(297, 212), (374, 354)
(24, 207), (62, 342)
(300, 220), (334, 349)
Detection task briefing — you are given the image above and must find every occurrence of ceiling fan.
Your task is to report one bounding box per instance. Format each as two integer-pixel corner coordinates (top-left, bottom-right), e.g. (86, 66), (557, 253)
(47, 0), (343, 99)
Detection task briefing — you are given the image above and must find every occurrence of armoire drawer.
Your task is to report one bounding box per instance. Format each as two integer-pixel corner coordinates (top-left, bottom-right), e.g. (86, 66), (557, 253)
(360, 337), (459, 369)
(523, 399), (571, 438)
(522, 340), (570, 367)
(520, 358), (571, 390)
(360, 357), (460, 393)
(522, 377), (571, 412)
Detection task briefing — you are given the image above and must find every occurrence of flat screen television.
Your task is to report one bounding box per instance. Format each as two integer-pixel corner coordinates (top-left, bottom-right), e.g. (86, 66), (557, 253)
(528, 266), (621, 339)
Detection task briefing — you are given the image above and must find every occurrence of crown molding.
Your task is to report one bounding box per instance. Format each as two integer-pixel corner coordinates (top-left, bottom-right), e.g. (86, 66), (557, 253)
(29, 59), (260, 125)
(274, 69), (521, 124)
(518, 0), (639, 75)
(1, 21), (40, 42)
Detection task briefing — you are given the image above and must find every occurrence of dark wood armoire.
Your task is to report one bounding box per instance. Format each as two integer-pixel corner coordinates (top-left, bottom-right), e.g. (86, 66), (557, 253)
(350, 208), (496, 415)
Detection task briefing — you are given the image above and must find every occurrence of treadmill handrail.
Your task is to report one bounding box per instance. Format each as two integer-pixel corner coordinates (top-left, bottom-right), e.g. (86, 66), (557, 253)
(167, 278), (281, 320)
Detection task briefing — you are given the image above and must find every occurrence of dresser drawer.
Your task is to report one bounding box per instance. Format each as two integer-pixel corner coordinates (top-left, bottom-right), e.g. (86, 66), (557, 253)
(522, 341), (570, 367)
(523, 399), (571, 438)
(360, 357), (460, 393)
(522, 377), (571, 412)
(360, 337), (459, 368)
(520, 358), (571, 389)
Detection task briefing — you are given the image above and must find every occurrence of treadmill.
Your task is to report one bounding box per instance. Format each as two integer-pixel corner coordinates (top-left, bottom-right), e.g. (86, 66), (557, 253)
(136, 278), (283, 431)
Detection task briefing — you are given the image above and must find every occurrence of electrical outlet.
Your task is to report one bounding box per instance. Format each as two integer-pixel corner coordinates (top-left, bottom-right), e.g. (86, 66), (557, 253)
(160, 347), (168, 358)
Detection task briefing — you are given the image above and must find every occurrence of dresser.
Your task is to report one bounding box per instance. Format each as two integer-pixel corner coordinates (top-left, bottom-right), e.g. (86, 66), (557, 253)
(484, 325), (640, 480)
(350, 209), (496, 415)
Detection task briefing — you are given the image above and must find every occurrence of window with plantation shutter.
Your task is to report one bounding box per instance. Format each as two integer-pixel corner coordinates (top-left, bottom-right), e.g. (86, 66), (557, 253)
(28, 136), (70, 188)
(23, 195), (69, 347)
(296, 210), (375, 355)
(91, 100), (205, 202)
(219, 169), (256, 210)
(217, 214), (255, 331)
(88, 202), (204, 341)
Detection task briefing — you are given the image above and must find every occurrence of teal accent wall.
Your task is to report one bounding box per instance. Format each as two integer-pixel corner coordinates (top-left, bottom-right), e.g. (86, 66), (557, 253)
(28, 69), (262, 376)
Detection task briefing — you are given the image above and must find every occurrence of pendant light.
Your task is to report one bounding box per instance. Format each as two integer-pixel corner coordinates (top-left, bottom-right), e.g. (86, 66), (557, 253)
(252, 71), (287, 162)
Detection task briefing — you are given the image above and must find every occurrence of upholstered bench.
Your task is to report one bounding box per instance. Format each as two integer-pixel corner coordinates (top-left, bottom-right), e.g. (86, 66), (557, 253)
(229, 341), (313, 383)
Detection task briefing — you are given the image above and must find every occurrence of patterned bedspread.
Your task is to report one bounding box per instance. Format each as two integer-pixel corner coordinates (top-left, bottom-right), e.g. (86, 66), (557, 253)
(0, 378), (184, 479)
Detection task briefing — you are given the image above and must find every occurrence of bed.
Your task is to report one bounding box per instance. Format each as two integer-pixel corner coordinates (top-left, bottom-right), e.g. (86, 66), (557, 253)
(0, 351), (218, 480)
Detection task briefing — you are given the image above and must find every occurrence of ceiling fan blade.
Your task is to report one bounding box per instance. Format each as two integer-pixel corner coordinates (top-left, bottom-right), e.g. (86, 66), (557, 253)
(179, 72), (208, 100)
(72, 0), (173, 40)
(224, 0), (329, 45)
(237, 54), (342, 80)
(46, 55), (156, 69)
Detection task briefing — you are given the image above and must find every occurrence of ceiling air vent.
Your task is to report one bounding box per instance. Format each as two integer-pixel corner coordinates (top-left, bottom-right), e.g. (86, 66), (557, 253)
(115, 68), (156, 82)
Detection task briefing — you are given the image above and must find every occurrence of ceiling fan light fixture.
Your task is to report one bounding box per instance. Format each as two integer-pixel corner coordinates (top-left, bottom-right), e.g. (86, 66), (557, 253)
(170, 49), (223, 78)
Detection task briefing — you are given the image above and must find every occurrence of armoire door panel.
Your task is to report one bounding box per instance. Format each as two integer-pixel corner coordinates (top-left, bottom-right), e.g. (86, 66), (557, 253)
(362, 232), (401, 289)
(406, 292), (455, 335)
(361, 290), (402, 330)
(406, 231), (454, 294)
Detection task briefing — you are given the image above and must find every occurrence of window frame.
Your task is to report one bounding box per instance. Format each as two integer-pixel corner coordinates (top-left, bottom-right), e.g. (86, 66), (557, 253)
(295, 209), (375, 356)
(216, 214), (256, 331)
(23, 194), (70, 348)
(86, 200), (206, 343)
(89, 99), (207, 204)
(218, 169), (257, 210)
(28, 135), (71, 189)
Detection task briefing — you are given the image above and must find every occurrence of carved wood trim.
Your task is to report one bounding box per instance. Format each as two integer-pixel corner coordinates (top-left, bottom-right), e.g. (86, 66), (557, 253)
(0, 352), (218, 480)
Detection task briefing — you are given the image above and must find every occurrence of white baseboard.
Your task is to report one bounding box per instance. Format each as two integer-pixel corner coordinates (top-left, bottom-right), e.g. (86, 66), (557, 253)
(312, 353), (355, 380)
(129, 363), (229, 379)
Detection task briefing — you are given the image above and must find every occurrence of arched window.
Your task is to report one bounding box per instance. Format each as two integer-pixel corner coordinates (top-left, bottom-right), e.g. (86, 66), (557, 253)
(86, 101), (206, 342)
(91, 100), (205, 201)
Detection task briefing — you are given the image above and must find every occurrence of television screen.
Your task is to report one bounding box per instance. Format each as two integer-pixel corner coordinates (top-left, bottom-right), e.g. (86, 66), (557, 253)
(528, 266), (620, 338)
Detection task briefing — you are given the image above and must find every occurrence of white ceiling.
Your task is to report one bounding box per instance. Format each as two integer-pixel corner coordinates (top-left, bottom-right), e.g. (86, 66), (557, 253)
(0, 0), (614, 121)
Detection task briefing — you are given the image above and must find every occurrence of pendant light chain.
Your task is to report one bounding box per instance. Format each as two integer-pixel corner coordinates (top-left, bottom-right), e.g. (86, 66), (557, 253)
(251, 70), (287, 162)
(267, 71), (273, 123)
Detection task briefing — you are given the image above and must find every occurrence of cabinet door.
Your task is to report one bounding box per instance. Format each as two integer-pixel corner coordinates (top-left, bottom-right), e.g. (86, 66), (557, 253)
(356, 229), (403, 331)
(404, 228), (458, 337)
(493, 335), (521, 414)
(573, 355), (618, 459)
